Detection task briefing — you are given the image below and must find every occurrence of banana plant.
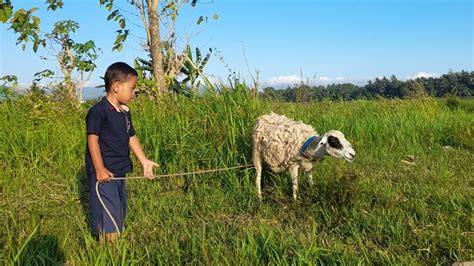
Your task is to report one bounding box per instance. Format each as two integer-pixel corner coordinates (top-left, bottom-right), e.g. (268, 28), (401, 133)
(180, 45), (212, 88)
(134, 44), (212, 95)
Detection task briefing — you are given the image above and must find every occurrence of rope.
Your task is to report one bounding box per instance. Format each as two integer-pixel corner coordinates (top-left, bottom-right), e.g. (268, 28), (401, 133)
(108, 163), (254, 180)
(95, 163), (253, 237)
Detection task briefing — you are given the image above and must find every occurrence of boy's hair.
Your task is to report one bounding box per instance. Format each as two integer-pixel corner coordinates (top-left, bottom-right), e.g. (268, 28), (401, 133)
(104, 62), (138, 92)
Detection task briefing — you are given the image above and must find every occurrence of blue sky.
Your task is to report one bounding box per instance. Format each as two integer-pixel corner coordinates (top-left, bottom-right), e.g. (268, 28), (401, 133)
(0, 0), (472, 89)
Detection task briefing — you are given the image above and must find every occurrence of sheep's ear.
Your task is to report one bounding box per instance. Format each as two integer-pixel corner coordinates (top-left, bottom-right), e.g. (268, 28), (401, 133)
(316, 135), (328, 151)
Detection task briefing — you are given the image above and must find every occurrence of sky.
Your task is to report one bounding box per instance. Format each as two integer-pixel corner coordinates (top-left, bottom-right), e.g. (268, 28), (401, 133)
(0, 0), (472, 90)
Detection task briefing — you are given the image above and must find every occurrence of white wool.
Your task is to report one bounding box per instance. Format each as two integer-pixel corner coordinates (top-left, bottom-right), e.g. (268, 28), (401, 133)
(252, 112), (316, 172)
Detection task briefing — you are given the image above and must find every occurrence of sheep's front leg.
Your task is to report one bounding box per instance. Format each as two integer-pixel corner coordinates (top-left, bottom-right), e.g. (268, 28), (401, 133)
(290, 164), (299, 200)
(254, 154), (263, 199)
(256, 166), (262, 199)
(307, 170), (314, 186)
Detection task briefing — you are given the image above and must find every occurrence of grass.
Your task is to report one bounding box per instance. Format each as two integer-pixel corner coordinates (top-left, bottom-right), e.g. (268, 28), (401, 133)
(0, 87), (473, 264)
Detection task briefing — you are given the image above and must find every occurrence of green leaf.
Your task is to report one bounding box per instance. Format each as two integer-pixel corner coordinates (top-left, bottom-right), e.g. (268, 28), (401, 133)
(0, 11), (6, 23)
(5, 75), (18, 82)
(107, 10), (119, 21)
(114, 32), (122, 45)
(33, 41), (39, 52)
(186, 45), (192, 60)
(46, 0), (64, 11)
(196, 16), (204, 25)
(84, 40), (95, 50)
(32, 16), (40, 26)
(0, 4), (12, 23)
(113, 43), (123, 52)
(213, 14), (219, 20)
(201, 52), (211, 69)
(195, 47), (201, 64)
(119, 18), (125, 29)
(33, 69), (54, 81)
(106, 2), (113, 11)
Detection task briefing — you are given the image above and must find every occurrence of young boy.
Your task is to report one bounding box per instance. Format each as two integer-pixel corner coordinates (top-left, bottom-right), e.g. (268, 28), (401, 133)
(85, 62), (158, 242)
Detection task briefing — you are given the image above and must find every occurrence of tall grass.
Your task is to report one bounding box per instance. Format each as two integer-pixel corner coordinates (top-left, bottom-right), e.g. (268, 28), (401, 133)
(0, 88), (472, 264)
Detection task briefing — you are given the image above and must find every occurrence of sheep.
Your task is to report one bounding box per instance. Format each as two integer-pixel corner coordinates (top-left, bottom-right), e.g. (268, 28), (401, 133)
(252, 112), (355, 200)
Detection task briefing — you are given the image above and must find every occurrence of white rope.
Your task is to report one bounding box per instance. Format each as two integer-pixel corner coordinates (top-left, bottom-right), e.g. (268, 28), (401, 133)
(95, 163), (253, 237)
(95, 181), (122, 237)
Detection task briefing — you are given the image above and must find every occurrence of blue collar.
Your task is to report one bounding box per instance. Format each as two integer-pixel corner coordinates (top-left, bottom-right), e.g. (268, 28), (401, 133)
(301, 136), (317, 155)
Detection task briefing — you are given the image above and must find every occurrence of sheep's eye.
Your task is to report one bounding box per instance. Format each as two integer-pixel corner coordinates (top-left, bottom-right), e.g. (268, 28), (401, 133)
(328, 136), (342, 149)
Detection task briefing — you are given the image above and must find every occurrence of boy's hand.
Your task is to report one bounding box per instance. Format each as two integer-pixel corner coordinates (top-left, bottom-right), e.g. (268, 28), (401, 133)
(97, 168), (114, 183)
(142, 159), (159, 179)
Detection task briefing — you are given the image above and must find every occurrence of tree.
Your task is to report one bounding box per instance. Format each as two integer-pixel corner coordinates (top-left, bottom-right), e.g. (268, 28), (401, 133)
(1, 1), (100, 103)
(0, 0), (64, 52)
(402, 80), (426, 99)
(45, 20), (101, 102)
(293, 85), (311, 102)
(261, 87), (276, 100)
(99, 0), (217, 95)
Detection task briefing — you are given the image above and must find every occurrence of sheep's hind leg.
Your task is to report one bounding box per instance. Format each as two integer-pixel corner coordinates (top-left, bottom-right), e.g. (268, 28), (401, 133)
(290, 164), (299, 200)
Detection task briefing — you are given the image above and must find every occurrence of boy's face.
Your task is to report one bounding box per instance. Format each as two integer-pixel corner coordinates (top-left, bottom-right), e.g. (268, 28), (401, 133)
(115, 75), (137, 104)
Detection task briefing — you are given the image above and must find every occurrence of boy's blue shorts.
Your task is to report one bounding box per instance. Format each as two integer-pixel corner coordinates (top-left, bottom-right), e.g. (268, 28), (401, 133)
(88, 172), (126, 236)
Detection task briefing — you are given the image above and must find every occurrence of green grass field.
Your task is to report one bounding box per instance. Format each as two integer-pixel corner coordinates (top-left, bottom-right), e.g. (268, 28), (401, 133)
(1, 88), (473, 264)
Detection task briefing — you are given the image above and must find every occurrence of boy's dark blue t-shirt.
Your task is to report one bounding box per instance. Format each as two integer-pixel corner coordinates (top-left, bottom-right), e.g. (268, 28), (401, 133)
(85, 97), (136, 174)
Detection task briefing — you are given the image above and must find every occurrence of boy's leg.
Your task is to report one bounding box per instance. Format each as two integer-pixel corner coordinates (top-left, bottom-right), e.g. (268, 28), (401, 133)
(118, 179), (126, 228)
(89, 172), (125, 241)
(106, 178), (126, 243)
(101, 179), (126, 243)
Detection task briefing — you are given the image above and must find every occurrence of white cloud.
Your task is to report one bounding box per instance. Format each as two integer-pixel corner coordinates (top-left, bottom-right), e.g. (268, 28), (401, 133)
(267, 75), (302, 87)
(264, 75), (357, 88)
(407, 72), (440, 80)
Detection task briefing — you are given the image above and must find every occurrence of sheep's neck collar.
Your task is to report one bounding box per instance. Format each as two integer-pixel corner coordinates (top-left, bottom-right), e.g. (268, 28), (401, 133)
(300, 135), (321, 159)
(301, 136), (317, 153)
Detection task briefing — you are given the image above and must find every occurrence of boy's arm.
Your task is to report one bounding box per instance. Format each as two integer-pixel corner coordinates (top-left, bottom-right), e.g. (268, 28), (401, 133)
(88, 134), (114, 182)
(129, 135), (159, 179)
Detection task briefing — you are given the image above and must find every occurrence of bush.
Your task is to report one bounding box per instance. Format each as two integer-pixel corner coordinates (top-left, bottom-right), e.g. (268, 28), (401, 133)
(445, 95), (461, 110)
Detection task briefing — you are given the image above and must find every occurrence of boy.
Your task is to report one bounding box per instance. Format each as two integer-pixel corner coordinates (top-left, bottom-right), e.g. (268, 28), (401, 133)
(85, 62), (158, 242)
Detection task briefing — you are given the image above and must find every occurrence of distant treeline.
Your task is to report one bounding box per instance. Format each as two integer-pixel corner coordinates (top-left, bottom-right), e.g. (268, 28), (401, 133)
(260, 71), (474, 102)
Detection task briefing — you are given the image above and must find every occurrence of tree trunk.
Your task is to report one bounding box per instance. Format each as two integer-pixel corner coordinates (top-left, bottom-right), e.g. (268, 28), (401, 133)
(65, 75), (77, 103)
(147, 1), (167, 94)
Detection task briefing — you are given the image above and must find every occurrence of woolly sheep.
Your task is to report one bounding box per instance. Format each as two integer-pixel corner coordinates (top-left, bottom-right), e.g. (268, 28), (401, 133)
(252, 112), (355, 200)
